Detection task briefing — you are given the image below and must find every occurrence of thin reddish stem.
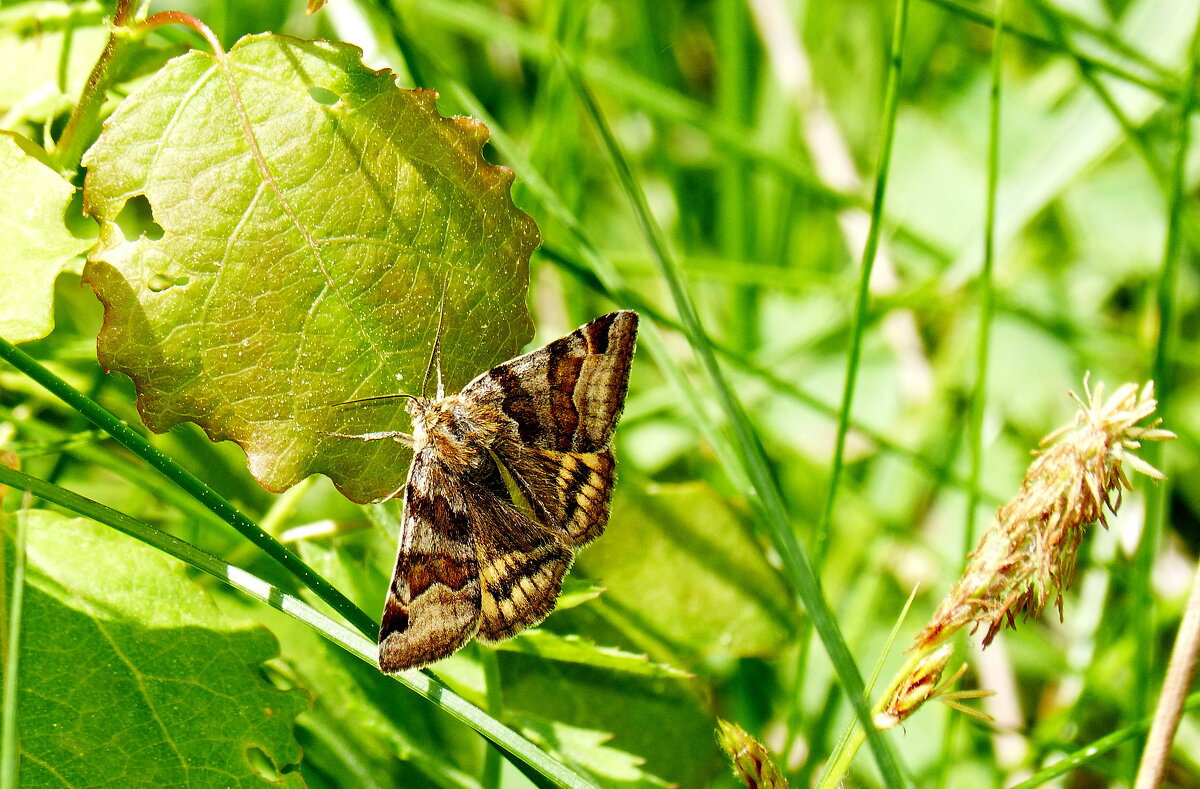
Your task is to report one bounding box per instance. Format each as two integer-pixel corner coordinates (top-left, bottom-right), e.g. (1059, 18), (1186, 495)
(138, 11), (225, 55)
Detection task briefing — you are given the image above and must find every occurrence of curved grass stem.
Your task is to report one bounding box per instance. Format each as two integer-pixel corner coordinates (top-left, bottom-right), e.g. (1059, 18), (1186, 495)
(0, 337), (378, 639)
(0, 465), (599, 789)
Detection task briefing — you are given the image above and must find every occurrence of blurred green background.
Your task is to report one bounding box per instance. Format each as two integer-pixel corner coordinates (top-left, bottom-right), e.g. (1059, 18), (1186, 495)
(3, 0), (1199, 786)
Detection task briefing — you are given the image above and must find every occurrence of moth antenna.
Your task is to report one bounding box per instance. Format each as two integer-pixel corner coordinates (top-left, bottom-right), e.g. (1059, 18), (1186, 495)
(331, 393), (419, 408)
(420, 282), (449, 399)
(436, 343), (445, 399)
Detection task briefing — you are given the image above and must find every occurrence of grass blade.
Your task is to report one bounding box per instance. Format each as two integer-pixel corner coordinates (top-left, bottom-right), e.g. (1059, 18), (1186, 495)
(1133, 3), (1200, 776)
(0, 336), (377, 638)
(0, 502), (28, 789)
(563, 56), (908, 789)
(0, 465), (601, 789)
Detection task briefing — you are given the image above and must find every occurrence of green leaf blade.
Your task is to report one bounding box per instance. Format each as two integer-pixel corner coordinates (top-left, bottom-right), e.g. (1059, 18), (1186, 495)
(82, 34), (538, 503)
(12, 511), (308, 788)
(579, 482), (796, 659)
(0, 132), (92, 343)
(493, 629), (691, 678)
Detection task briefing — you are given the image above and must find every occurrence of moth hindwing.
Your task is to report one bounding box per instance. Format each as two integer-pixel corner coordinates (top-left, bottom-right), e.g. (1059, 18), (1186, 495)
(374, 310), (638, 672)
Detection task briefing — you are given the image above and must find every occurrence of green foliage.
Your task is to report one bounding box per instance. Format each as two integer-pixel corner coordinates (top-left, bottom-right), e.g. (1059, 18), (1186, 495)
(0, 2), (109, 124)
(7, 510), (307, 787)
(1, 0), (1199, 787)
(578, 482), (795, 659)
(83, 34), (538, 503)
(0, 133), (91, 343)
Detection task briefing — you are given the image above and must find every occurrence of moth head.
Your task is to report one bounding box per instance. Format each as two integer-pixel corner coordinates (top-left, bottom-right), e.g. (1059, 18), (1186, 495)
(406, 395), (477, 455)
(404, 394), (432, 420)
(407, 395), (466, 428)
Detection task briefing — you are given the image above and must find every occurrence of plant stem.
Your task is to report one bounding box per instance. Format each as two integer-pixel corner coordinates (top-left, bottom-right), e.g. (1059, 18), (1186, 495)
(817, 724), (868, 789)
(1134, 555), (1200, 788)
(479, 646), (504, 789)
(917, 0), (1178, 98)
(815, 0), (909, 563)
(0, 337), (378, 639)
(818, 647), (927, 787)
(50, 2), (224, 174)
(717, 0), (755, 350)
(966, 0), (1004, 562)
(0, 503), (28, 789)
(0, 465), (598, 789)
(950, 0), (1005, 775)
(567, 49), (910, 788)
(51, 24), (125, 173)
(1134, 4), (1200, 780)
(138, 10), (224, 53)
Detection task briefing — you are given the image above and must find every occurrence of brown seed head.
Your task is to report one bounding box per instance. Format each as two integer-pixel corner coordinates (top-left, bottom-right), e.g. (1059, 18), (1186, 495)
(912, 379), (1172, 651)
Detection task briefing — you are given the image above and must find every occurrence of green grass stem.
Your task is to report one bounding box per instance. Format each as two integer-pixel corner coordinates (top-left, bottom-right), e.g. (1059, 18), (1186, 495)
(815, 0), (910, 563)
(538, 246), (1006, 506)
(0, 505), (27, 789)
(946, 1), (1006, 779)
(565, 57), (907, 789)
(717, 0), (756, 350)
(798, 0), (911, 768)
(965, 0), (1004, 567)
(1008, 691), (1200, 789)
(0, 336), (378, 639)
(479, 645), (504, 789)
(1, 404), (232, 534)
(1132, 5), (1200, 774)
(918, 0), (1180, 98)
(0, 465), (600, 789)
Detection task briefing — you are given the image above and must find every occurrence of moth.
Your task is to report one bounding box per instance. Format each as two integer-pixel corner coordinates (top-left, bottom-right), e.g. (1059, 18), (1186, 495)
(335, 310), (638, 672)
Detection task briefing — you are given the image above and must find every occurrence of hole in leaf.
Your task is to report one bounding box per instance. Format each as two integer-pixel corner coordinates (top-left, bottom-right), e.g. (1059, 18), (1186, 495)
(114, 194), (164, 240)
(246, 746), (280, 781)
(308, 86), (340, 105)
(147, 273), (189, 292)
(65, 190), (98, 241)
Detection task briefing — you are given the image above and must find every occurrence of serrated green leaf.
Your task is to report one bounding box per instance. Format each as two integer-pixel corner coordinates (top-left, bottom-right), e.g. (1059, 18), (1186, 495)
(7, 511), (308, 787)
(493, 629), (689, 679)
(515, 714), (670, 789)
(500, 655), (719, 788)
(578, 482), (796, 658)
(0, 132), (92, 343)
(82, 33), (538, 502)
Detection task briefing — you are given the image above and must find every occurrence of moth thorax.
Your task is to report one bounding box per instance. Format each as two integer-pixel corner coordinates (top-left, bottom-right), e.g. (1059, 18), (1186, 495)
(408, 396), (473, 461)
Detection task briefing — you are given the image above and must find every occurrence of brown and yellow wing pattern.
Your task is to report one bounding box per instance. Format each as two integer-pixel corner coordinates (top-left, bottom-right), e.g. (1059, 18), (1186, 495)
(375, 311), (638, 672)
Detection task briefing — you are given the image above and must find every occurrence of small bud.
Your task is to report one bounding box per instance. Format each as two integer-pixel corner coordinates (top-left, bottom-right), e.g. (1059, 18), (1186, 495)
(717, 720), (789, 789)
(875, 647), (995, 729)
(875, 646), (954, 729)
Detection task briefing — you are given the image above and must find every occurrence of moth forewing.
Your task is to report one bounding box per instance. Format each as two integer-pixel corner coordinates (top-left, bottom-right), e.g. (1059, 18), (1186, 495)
(377, 448), (483, 672)
(373, 310), (638, 672)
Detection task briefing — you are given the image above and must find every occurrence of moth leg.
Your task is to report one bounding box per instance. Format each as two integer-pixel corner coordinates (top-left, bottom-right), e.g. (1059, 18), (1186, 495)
(319, 429), (415, 445)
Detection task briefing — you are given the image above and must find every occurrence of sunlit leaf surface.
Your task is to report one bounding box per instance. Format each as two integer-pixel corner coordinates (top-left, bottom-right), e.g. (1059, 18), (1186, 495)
(10, 511), (308, 787)
(0, 133), (91, 343)
(83, 34), (538, 502)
